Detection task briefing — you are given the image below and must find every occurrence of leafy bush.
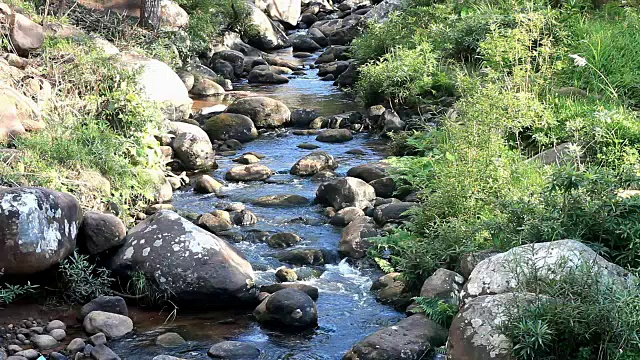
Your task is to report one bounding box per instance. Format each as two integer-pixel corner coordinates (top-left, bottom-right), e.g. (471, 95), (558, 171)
(58, 252), (114, 304)
(356, 42), (438, 105)
(502, 261), (640, 360)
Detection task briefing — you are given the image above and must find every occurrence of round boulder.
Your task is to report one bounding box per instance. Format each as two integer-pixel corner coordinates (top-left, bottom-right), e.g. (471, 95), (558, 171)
(0, 187), (81, 274)
(225, 97), (291, 129)
(208, 341), (260, 360)
(267, 232), (302, 248)
(79, 211), (126, 255)
(168, 121), (216, 171)
(253, 288), (318, 328)
(316, 129), (353, 143)
(290, 151), (338, 176)
(194, 175), (223, 194)
(82, 311), (133, 338)
(225, 164), (273, 181)
(204, 113), (258, 143)
(316, 177), (376, 210)
(79, 296), (128, 321)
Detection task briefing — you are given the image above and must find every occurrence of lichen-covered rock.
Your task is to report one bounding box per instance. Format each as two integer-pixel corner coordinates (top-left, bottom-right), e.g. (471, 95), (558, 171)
(290, 151), (338, 176)
(245, 4), (290, 50)
(108, 210), (257, 306)
(0, 187), (81, 274)
(267, 232), (301, 248)
(316, 177), (376, 210)
(447, 294), (534, 360)
(225, 97), (291, 128)
(204, 113), (258, 143)
(168, 121), (216, 170)
(159, 0), (189, 31)
(462, 239), (632, 301)
(371, 272), (413, 310)
(343, 314), (448, 360)
(253, 288), (318, 328)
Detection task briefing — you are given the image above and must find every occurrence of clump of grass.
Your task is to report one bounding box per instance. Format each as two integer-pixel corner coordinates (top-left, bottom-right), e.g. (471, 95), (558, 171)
(57, 251), (114, 304)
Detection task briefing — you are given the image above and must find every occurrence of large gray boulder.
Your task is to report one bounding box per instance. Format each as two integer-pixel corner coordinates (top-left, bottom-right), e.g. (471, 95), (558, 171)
(210, 50), (245, 77)
(82, 311), (133, 339)
(203, 113), (258, 143)
(343, 314), (448, 360)
(347, 162), (389, 182)
(246, 4), (290, 50)
(108, 210), (257, 306)
(0, 187), (81, 274)
(253, 288), (318, 328)
(168, 121), (216, 170)
(120, 52), (192, 121)
(225, 164), (274, 181)
(255, 0), (301, 26)
(316, 177), (376, 210)
(447, 294), (533, 360)
(290, 151), (338, 176)
(462, 239), (632, 301)
(363, 0), (403, 24)
(225, 97), (291, 129)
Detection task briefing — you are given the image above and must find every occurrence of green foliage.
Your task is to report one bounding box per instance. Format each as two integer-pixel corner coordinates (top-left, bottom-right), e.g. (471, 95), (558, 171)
(176, 0), (255, 53)
(408, 297), (457, 327)
(356, 42), (438, 105)
(58, 252), (114, 304)
(502, 262), (640, 360)
(0, 270), (39, 305)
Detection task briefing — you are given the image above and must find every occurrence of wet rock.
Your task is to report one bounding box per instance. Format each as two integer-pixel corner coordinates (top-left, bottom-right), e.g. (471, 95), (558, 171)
(83, 312), (133, 339)
(316, 129), (353, 143)
(220, 139), (243, 152)
(204, 113), (258, 143)
(197, 213), (233, 233)
(194, 175), (223, 194)
(225, 164), (273, 181)
(0, 187), (81, 275)
(343, 314), (447, 360)
(252, 194), (309, 207)
(268, 232), (302, 248)
(308, 27), (328, 47)
(208, 341), (260, 360)
(289, 33), (321, 52)
(153, 356), (184, 360)
(156, 333), (186, 347)
(315, 46), (351, 64)
(232, 210), (258, 226)
(49, 329), (66, 341)
(66, 338), (86, 353)
(233, 154), (261, 164)
(291, 109), (320, 128)
(31, 334), (57, 350)
(297, 143), (320, 150)
(275, 267), (298, 282)
(373, 202), (415, 225)
(261, 283), (319, 300)
(369, 177), (396, 198)
(252, 64), (294, 75)
(316, 177), (376, 210)
(276, 248), (337, 266)
(290, 151), (338, 176)
(210, 50), (245, 77)
(79, 296), (128, 321)
(299, 13), (318, 27)
(89, 333), (107, 346)
(317, 61), (351, 78)
(211, 59), (235, 79)
(336, 62), (358, 87)
(329, 207), (364, 226)
(462, 239), (631, 301)
(225, 97), (291, 129)
(45, 320), (66, 332)
(168, 122), (216, 171)
(347, 162), (388, 182)
(381, 109), (405, 133)
(90, 344), (121, 360)
(339, 216), (377, 258)
(254, 288), (318, 328)
(371, 272), (413, 310)
(248, 69), (290, 84)
(312, 170), (339, 182)
(79, 212), (126, 255)
(447, 294), (533, 360)
(108, 211), (257, 306)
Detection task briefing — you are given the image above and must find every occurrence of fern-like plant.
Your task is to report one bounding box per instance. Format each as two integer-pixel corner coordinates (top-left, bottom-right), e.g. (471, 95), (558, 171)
(409, 297), (457, 327)
(58, 251), (114, 304)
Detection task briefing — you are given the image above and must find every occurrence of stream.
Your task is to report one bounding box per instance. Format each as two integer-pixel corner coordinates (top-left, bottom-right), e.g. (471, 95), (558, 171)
(108, 42), (405, 359)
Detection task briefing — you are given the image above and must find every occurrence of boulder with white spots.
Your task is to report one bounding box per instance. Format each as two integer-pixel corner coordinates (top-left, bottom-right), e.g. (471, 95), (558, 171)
(461, 239), (632, 302)
(108, 210), (257, 306)
(0, 187), (81, 275)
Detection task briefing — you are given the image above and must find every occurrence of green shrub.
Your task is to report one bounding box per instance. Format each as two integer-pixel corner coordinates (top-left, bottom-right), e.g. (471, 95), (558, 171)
(356, 42), (438, 105)
(408, 297), (457, 327)
(0, 270), (39, 305)
(58, 252), (114, 304)
(502, 261), (640, 360)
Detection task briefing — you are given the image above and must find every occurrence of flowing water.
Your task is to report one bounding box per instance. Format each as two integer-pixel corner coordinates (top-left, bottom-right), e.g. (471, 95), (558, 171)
(108, 46), (405, 359)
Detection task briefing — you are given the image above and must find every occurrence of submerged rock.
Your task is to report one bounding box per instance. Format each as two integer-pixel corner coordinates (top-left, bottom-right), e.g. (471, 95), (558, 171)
(267, 232), (302, 248)
(0, 187), (81, 275)
(339, 216), (377, 258)
(156, 333), (186, 347)
(108, 210), (257, 306)
(343, 314), (447, 360)
(208, 341), (260, 360)
(276, 248), (337, 266)
(254, 288), (318, 328)
(251, 194), (310, 207)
